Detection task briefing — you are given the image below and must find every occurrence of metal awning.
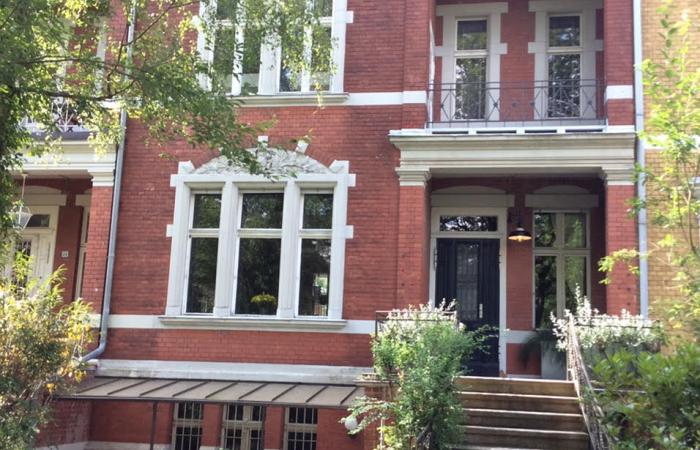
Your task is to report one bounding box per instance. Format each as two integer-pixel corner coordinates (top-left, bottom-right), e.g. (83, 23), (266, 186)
(60, 377), (363, 409)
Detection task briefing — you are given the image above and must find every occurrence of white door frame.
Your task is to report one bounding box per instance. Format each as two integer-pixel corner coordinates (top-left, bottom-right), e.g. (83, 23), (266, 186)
(18, 205), (59, 281)
(429, 206), (508, 375)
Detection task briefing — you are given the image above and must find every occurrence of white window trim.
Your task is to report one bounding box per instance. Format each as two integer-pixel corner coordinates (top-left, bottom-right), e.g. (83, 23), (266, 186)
(436, 3), (508, 123)
(528, 0), (603, 120)
(165, 159), (354, 322)
(198, 0), (352, 96)
(532, 210), (592, 328)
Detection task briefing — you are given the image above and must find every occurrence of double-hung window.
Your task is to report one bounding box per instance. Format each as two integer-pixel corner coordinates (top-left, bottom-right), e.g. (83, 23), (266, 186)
(185, 193), (222, 314)
(533, 212), (589, 329)
(235, 192), (284, 315)
(166, 152), (353, 322)
(454, 19), (488, 120)
(546, 15), (582, 118)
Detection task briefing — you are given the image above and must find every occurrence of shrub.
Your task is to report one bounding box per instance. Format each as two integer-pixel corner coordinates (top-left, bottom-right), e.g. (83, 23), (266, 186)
(592, 344), (700, 450)
(346, 303), (483, 450)
(0, 253), (92, 449)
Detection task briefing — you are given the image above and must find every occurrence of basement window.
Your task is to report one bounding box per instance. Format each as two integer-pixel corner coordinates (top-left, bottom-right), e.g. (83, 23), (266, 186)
(172, 402), (204, 450)
(284, 407), (318, 450)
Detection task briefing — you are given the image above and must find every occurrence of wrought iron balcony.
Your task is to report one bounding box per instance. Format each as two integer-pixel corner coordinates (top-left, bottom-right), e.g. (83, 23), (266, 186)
(22, 97), (90, 135)
(427, 79), (605, 129)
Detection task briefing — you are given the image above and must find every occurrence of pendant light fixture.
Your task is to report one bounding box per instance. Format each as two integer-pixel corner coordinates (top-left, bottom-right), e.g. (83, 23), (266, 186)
(508, 215), (532, 242)
(13, 174), (32, 230)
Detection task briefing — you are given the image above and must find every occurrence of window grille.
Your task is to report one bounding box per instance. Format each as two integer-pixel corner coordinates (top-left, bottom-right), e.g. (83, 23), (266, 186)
(172, 402), (204, 450)
(284, 407), (318, 450)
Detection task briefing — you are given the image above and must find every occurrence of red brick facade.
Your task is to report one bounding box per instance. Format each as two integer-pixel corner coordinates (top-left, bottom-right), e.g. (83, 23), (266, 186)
(33, 0), (640, 448)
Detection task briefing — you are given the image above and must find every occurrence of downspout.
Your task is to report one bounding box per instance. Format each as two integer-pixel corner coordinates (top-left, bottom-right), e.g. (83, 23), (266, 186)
(81, 3), (137, 362)
(633, 0), (649, 317)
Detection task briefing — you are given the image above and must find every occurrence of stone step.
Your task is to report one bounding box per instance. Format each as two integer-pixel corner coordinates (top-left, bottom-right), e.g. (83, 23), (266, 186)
(456, 376), (576, 397)
(462, 408), (586, 432)
(460, 425), (589, 450)
(458, 392), (582, 414)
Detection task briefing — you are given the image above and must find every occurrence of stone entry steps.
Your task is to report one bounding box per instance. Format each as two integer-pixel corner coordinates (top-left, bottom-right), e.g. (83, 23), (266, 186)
(453, 376), (589, 450)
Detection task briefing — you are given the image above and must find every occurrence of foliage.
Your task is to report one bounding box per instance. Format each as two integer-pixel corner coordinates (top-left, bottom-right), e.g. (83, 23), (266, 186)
(552, 290), (663, 361)
(592, 343), (700, 450)
(0, 0), (332, 233)
(599, 1), (700, 338)
(345, 303), (484, 450)
(0, 253), (92, 449)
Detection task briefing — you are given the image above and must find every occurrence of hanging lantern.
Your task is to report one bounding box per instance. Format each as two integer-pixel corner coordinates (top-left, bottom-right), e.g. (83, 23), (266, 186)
(13, 173), (32, 229)
(12, 203), (32, 230)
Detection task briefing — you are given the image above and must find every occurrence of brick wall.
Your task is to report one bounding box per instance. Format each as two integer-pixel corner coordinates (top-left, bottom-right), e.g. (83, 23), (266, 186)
(35, 400), (92, 447)
(604, 184), (639, 314)
(642, 0), (700, 324)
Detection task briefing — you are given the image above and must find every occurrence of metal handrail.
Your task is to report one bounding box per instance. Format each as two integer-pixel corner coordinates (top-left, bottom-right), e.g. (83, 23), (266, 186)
(566, 316), (611, 450)
(427, 78), (605, 128)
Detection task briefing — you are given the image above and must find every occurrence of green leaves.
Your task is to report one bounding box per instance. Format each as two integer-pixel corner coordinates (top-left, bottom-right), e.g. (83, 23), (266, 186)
(0, 252), (92, 449)
(347, 304), (484, 450)
(593, 344), (700, 450)
(0, 0), (333, 232)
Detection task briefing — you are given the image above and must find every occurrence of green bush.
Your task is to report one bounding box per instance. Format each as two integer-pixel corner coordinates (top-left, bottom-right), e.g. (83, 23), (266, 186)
(592, 344), (700, 450)
(346, 304), (483, 450)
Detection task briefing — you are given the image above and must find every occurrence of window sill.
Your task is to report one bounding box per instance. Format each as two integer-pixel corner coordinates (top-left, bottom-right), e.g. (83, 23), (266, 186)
(233, 92), (349, 108)
(158, 315), (347, 332)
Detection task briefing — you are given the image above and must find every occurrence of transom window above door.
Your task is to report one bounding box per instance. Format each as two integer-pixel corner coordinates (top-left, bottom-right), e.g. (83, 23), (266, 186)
(439, 215), (498, 232)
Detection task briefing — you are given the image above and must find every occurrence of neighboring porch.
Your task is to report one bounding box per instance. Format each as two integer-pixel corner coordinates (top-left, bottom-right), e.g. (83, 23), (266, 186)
(391, 131), (637, 378)
(13, 140), (116, 306)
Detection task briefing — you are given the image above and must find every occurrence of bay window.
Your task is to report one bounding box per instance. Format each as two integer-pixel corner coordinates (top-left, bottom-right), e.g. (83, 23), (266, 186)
(166, 152), (353, 323)
(533, 211), (589, 329)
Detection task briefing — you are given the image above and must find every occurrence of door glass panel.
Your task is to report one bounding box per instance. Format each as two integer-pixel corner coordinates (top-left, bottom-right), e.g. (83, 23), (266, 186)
(455, 57), (487, 120)
(440, 215), (497, 232)
(535, 256), (557, 328)
(565, 256), (586, 312)
(548, 54), (581, 118)
(564, 213), (586, 248)
(455, 243), (479, 322)
(534, 213), (556, 247)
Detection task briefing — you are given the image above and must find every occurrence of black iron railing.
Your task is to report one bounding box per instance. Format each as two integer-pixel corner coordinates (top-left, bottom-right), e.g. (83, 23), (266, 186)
(427, 79), (605, 128)
(565, 316), (611, 450)
(22, 97), (89, 134)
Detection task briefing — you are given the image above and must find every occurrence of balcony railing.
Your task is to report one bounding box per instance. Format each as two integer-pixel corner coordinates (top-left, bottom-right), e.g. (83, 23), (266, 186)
(22, 98), (90, 135)
(427, 79), (605, 129)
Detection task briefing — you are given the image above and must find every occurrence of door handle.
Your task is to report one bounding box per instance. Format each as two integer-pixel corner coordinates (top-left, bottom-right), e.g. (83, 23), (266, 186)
(479, 303), (483, 319)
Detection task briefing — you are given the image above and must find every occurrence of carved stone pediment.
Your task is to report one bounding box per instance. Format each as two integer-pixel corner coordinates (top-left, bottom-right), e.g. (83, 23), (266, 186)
(194, 148), (331, 176)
